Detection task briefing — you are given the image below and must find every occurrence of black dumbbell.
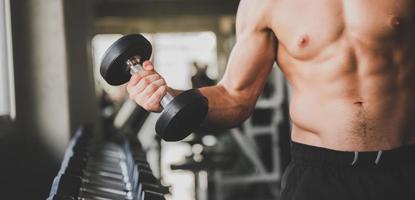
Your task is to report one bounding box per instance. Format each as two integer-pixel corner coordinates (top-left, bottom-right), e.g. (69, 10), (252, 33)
(140, 190), (166, 200)
(47, 194), (75, 200)
(100, 34), (209, 141)
(55, 174), (132, 200)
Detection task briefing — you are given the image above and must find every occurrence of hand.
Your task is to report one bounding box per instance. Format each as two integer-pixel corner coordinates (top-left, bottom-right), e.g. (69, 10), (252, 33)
(126, 61), (167, 112)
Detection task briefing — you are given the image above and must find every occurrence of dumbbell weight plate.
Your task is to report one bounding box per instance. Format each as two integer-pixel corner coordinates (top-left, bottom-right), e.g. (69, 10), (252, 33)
(100, 34), (152, 86)
(156, 89), (208, 141)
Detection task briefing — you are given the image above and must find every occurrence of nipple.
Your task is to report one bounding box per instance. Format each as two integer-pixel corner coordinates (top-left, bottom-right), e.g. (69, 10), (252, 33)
(297, 35), (309, 48)
(390, 16), (402, 29)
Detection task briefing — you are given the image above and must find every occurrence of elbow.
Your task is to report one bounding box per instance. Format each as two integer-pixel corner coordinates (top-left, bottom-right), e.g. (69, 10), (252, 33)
(219, 83), (257, 126)
(225, 107), (252, 129)
(220, 100), (254, 130)
(200, 83), (259, 131)
(235, 99), (255, 125)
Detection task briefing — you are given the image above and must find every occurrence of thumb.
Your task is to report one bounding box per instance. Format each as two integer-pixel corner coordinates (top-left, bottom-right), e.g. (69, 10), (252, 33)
(143, 61), (154, 71)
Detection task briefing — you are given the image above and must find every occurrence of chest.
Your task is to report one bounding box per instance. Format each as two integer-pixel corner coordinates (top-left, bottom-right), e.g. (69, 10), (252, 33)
(270, 0), (415, 59)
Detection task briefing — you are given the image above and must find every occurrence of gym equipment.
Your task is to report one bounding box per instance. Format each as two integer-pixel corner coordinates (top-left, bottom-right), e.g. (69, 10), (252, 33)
(100, 34), (209, 141)
(48, 126), (168, 200)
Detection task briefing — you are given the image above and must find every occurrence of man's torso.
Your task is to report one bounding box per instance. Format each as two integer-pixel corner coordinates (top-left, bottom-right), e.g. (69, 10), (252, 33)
(265, 0), (415, 150)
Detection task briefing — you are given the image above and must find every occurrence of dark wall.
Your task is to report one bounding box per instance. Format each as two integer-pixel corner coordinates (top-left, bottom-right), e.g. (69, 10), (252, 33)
(1, 0), (66, 199)
(63, 0), (100, 135)
(0, 0), (99, 199)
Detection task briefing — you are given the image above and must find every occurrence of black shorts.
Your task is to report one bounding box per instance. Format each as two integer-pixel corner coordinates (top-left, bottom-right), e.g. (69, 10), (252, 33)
(281, 142), (415, 200)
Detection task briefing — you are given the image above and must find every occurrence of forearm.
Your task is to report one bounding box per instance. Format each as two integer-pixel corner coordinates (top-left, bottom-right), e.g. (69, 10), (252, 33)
(167, 83), (253, 130)
(198, 84), (254, 129)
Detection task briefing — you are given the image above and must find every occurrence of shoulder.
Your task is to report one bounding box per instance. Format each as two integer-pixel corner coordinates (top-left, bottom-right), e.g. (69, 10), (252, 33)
(236, 0), (274, 34)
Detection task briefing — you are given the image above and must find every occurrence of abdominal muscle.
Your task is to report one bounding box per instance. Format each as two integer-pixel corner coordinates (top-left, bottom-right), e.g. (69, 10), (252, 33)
(279, 43), (415, 151)
(289, 90), (414, 151)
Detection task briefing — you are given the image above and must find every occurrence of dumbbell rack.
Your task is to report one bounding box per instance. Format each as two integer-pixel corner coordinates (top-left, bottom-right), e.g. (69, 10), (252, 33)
(47, 126), (168, 200)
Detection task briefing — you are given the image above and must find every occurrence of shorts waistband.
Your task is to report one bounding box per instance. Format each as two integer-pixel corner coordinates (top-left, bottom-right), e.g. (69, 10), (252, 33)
(291, 142), (415, 167)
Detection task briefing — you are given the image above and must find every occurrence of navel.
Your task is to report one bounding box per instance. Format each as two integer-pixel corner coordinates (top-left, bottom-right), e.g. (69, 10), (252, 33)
(389, 16), (402, 29)
(354, 101), (364, 106)
(297, 35), (310, 48)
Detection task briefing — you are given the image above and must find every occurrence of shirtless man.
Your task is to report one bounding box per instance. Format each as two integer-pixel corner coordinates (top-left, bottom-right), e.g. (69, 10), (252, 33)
(127, 0), (415, 199)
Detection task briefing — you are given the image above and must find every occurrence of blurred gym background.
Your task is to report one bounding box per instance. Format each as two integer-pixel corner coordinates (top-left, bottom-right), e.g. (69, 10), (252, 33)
(0, 0), (291, 199)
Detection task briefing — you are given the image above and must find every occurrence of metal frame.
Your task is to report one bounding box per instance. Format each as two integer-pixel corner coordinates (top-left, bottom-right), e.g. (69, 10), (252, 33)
(213, 65), (288, 200)
(0, 0), (15, 119)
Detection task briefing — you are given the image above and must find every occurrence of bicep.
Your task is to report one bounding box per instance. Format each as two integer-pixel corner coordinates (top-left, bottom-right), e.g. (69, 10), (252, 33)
(219, 29), (277, 104)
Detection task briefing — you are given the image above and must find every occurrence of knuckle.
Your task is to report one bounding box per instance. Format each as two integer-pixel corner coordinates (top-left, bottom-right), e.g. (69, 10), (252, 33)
(152, 96), (161, 104)
(143, 105), (150, 110)
(141, 102), (150, 110)
(133, 95), (141, 103)
(150, 104), (160, 112)
(144, 102), (154, 111)
(133, 74), (143, 82)
(142, 77), (151, 85)
(156, 78), (164, 84)
(129, 91), (138, 99)
(143, 105), (150, 111)
(148, 83), (158, 92)
(134, 95), (145, 105)
(128, 86), (137, 95)
(154, 93), (161, 100)
(151, 74), (159, 81)
(156, 90), (164, 99)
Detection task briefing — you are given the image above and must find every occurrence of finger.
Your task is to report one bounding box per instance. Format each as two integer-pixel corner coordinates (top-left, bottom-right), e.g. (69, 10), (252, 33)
(127, 71), (153, 88)
(143, 61), (154, 71)
(146, 86), (167, 111)
(128, 74), (163, 97)
(128, 81), (147, 99)
(140, 79), (166, 98)
(127, 74), (141, 88)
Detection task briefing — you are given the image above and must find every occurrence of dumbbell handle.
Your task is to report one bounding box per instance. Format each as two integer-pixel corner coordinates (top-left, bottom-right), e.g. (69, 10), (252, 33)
(127, 56), (174, 108)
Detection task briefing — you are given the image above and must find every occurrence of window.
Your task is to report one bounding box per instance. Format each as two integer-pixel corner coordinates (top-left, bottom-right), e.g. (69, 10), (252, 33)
(0, 0), (15, 119)
(92, 32), (218, 200)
